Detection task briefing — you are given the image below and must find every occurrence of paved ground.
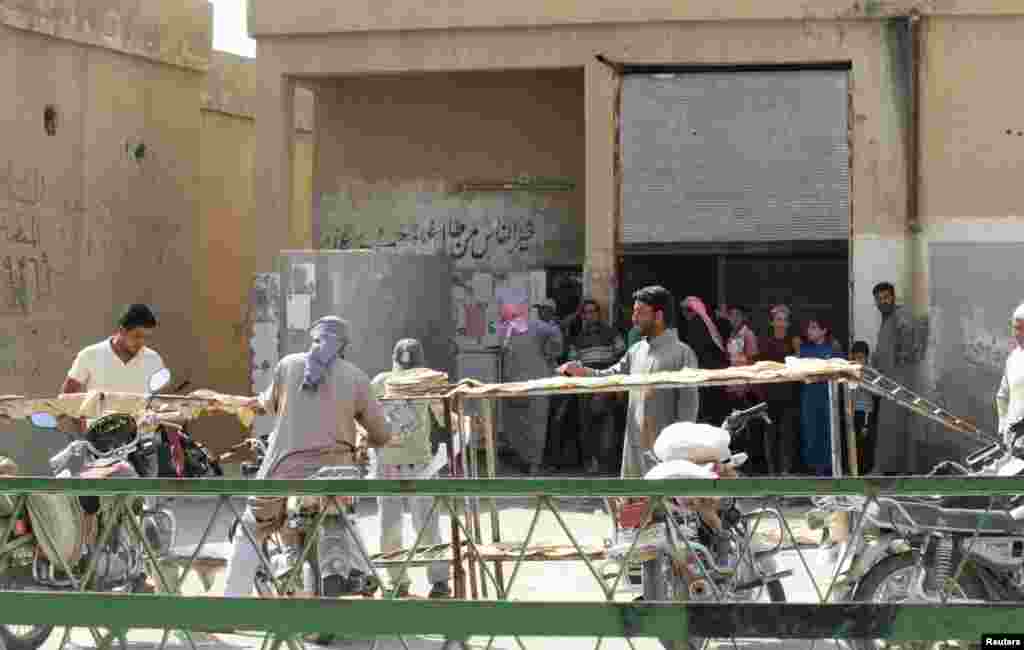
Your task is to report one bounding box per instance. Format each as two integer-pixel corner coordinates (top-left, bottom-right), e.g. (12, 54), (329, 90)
(28, 492), (851, 650)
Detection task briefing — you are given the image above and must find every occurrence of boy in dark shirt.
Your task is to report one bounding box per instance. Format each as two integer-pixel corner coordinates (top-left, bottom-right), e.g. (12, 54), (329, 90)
(849, 341), (880, 474)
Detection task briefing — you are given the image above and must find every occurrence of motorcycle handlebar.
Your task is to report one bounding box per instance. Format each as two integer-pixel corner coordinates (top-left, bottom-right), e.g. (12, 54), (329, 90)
(734, 402), (769, 420)
(723, 402), (770, 432)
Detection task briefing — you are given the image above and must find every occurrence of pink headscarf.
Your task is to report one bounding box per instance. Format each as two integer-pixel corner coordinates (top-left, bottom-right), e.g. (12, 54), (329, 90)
(684, 296), (725, 352)
(498, 302), (529, 337)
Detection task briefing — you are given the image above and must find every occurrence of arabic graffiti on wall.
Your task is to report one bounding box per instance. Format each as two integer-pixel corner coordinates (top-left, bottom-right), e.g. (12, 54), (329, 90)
(317, 190), (581, 271)
(0, 161), (59, 314)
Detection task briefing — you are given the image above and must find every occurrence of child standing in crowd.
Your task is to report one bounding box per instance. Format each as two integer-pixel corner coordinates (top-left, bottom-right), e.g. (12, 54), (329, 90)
(849, 341), (880, 474)
(799, 317), (839, 476)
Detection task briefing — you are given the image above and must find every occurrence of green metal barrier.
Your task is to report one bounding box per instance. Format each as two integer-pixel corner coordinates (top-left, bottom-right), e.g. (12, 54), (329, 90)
(1, 476), (1022, 646)
(2, 476), (1022, 497)
(0, 592), (1020, 640)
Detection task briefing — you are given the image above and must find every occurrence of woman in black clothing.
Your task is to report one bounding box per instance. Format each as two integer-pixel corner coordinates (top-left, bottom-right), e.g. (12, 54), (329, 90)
(680, 296), (730, 425)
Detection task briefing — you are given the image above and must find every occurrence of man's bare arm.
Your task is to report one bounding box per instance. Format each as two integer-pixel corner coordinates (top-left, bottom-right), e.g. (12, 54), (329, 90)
(355, 379), (393, 447)
(58, 377), (86, 433)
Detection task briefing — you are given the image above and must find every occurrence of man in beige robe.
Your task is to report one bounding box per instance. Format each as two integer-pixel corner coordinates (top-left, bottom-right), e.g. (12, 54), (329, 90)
(223, 316), (392, 598)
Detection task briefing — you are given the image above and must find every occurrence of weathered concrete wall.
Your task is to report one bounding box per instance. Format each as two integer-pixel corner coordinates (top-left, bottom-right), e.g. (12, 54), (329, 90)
(311, 71), (585, 272)
(0, 5), (316, 468)
(277, 250), (454, 382)
(257, 19), (907, 336)
(0, 21), (205, 397)
(250, 0), (1022, 36)
(2, 0), (212, 70)
(197, 52), (313, 395)
(193, 51), (314, 453)
(0, 1), (211, 472)
(911, 15), (1024, 466)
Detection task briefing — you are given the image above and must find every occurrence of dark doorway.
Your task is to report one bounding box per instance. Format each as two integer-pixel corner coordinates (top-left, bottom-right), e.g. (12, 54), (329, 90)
(619, 255), (717, 329)
(619, 245), (849, 350)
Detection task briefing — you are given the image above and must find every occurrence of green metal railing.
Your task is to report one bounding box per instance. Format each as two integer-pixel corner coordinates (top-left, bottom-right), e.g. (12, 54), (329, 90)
(2, 475), (1023, 649)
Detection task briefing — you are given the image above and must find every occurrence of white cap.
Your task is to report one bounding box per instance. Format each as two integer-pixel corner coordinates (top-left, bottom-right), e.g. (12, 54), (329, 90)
(644, 458), (718, 480)
(1014, 303), (1024, 321)
(654, 422), (732, 464)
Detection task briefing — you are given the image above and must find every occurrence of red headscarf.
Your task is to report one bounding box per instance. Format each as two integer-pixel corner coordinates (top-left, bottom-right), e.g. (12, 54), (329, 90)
(684, 296), (725, 352)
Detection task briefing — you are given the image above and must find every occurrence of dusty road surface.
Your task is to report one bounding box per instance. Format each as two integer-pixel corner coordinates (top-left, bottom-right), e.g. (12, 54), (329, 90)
(31, 495), (849, 650)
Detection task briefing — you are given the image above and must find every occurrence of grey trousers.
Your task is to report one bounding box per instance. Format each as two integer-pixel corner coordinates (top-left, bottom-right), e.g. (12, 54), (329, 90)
(377, 462), (449, 585)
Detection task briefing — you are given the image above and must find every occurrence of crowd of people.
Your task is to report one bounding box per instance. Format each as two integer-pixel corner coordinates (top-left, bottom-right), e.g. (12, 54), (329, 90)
(33, 285), (1024, 603)
(39, 277), (934, 599)
(499, 282), (915, 478)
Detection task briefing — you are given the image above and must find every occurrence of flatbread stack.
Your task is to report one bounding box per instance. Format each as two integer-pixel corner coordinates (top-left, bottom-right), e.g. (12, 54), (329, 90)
(383, 368), (450, 398)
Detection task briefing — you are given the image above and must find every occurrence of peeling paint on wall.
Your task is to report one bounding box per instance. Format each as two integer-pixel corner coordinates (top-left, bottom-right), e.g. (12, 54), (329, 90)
(958, 305), (1013, 371)
(317, 189), (583, 271)
(928, 242), (1022, 451)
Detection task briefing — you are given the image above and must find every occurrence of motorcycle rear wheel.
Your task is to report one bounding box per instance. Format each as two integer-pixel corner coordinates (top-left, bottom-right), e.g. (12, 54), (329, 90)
(850, 551), (986, 650)
(643, 548), (786, 650)
(0, 623), (54, 650)
(0, 575), (54, 650)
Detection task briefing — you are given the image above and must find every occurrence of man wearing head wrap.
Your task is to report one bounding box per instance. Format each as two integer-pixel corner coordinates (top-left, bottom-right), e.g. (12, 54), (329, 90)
(223, 316), (392, 597)
(498, 297), (563, 475)
(369, 338), (451, 598)
(996, 303), (1024, 447)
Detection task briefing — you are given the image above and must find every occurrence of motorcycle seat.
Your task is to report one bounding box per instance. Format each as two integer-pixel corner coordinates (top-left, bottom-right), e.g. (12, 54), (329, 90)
(900, 494), (1015, 510)
(871, 497), (1022, 533)
(939, 495), (1005, 510)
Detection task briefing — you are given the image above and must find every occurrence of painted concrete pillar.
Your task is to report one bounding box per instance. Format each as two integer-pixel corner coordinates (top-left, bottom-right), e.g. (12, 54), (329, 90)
(254, 64), (296, 271)
(584, 59), (618, 324)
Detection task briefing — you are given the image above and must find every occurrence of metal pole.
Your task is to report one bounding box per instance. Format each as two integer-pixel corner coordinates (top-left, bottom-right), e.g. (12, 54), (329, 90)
(845, 384), (860, 478)
(827, 380), (850, 547)
(467, 408), (487, 599)
(455, 400), (479, 600)
(828, 380), (843, 478)
(443, 397), (466, 599)
(843, 382), (860, 546)
(482, 397), (505, 596)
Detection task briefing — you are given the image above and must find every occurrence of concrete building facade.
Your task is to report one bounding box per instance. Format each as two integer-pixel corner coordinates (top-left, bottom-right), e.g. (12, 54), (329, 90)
(250, 1), (1024, 468)
(0, 0), (312, 471)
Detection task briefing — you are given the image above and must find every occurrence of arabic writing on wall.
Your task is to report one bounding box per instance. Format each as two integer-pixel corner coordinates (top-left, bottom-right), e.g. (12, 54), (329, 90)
(321, 214), (539, 262)
(0, 162), (58, 314)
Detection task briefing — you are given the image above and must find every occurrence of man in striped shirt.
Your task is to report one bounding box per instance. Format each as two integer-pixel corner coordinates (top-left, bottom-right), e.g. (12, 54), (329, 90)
(565, 299), (626, 474)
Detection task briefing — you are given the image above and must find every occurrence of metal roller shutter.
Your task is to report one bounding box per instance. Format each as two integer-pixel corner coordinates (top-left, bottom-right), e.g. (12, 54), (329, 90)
(620, 69), (850, 244)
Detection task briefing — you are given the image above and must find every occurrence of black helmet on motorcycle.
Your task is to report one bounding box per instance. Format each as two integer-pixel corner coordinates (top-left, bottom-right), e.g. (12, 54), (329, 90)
(85, 413), (139, 457)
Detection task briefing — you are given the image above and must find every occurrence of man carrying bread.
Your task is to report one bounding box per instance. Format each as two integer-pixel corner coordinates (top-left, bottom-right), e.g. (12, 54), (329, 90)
(558, 285), (700, 478)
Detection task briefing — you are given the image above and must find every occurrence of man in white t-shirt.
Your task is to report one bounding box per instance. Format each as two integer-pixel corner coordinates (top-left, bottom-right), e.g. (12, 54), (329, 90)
(61, 304), (165, 432)
(60, 303), (167, 593)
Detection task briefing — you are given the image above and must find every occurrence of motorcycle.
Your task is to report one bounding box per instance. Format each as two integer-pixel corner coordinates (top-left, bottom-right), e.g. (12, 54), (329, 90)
(817, 422), (1024, 650)
(0, 368), (220, 650)
(607, 403), (790, 650)
(221, 430), (379, 598)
